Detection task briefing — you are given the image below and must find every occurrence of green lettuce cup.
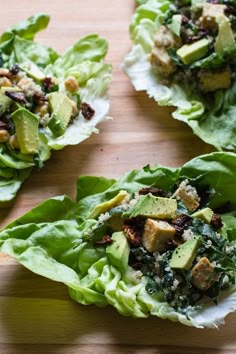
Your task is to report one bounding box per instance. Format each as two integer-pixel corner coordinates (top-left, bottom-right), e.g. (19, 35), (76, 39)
(122, 0), (236, 151)
(0, 14), (111, 203)
(0, 152), (235, 328)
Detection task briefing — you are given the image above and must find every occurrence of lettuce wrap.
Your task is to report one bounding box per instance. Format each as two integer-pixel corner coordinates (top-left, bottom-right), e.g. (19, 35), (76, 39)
(0, 14), (111, 203)
(0, 152), (235, 328)
(122, 0), (236, 151)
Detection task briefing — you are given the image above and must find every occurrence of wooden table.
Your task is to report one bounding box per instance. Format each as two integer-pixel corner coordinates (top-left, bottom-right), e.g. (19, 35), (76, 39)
(0, 1), (235, 353)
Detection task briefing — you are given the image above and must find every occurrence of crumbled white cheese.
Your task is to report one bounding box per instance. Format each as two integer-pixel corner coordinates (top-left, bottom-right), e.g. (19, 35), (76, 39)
(206, 240), (212, 248)
(97, 212), (111, 224)
(129, 192), (140, 208)
(182, 229), (194, 241)
(154, 275), (161, 284)
(179, 179), (200, 202)
(17, 77), (43, 97)
(225, 244), (236, 254)
(130, 270), (143, 284)
(171, 279), (179, 291)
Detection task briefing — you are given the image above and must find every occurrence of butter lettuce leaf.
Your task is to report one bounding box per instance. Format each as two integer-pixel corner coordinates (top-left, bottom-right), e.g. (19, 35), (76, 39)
(0, 168), (31, 202)
(0, 152), (235, 328)
(122, 0), (236, 151)
(0, 14), (111, 202)
(0, 13), (50, 53)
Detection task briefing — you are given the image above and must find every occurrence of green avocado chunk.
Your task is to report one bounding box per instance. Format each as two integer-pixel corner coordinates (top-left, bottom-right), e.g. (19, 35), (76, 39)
(131, 194), (177, 220)
(20, 62), (45, 81)
(88, 190), (128, 219)
(11, 107), (39, 154)
(0, 91), (11, 116)
(106, 231), (130, 273)
(0, 86), (22, 116)
(170, 237), (200, 270)
(177, 38), (209, 65)
(192, 207), (213, 224)
(48, 92), (74, 137)
(215, 17), (236, 55)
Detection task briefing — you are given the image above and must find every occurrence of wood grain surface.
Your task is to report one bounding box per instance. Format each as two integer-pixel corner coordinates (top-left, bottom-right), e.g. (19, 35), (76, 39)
(0, 1), (234, 353)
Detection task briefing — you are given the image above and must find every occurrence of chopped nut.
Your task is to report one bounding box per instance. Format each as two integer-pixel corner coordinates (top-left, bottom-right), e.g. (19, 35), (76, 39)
(142, 218), (176, 253)
(0, 129), (10, 143)
(17, 77), (42, 97)
(64, 76), (79, 92)
(191, 257), (217, 290)
(34, 102), (49, 117)
(0, 68), (11, 78)
(9, 134), (20, 150)
(0, 77), (12, 87)
(71, 100), (78, 117)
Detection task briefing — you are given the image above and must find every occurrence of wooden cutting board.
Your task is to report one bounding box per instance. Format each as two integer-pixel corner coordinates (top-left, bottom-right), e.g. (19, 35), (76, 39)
(0, 1), (235, 353)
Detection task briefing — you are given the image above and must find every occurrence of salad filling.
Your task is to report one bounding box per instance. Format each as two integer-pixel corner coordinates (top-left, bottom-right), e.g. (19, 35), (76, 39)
(0, 14), (111, 203)
(0, 152), (235, 327)
(149, 0), (236, 92)
(0, 64), (93, 155)
(122, 0), (236, 150)
(84, 179), (236, 316)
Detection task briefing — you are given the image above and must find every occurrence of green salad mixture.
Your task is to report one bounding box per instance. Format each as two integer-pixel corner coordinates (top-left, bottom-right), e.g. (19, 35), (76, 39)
(123, 0), (236, 150)
(0, 14), (111, 203)
(0, 152), (235, 328)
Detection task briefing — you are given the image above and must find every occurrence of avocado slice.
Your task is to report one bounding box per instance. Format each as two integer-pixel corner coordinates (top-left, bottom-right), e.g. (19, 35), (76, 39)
(169, 14), (182, 36)
(0, 91), (11, 116)
(192, 207), (213, 224)
(177, 38), (209, 65)
(170, 237), (200, 270)
(20, 62), (45, 81)
(48, 92), (74, 137)
(106, 231), (130, 273)
(11, 107), (39, 154)
(88, 190), (128, 219)
(215, 17), (236, 55)
(131, 194), (177, 220)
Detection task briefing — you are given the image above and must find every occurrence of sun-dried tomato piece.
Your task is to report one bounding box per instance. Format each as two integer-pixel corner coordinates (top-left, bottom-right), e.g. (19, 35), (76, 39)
(95, 235), (113, 246)
(130, 262), (143, 270)
(42, 77), (54, 92)
(5, 90), (28, 105)
(172, 224), (184, 238)
(10, 64), (20, 76)
(0, 121), (8, 129)
(165, 239), (178, 251)
(80, 102), (95, 120)
(172, 214), (192, 227)
(210, 213), (223, 230)
(123, 216), (146, 247)
(138, 187), (169, 197)
(171, 214), (192, 237)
